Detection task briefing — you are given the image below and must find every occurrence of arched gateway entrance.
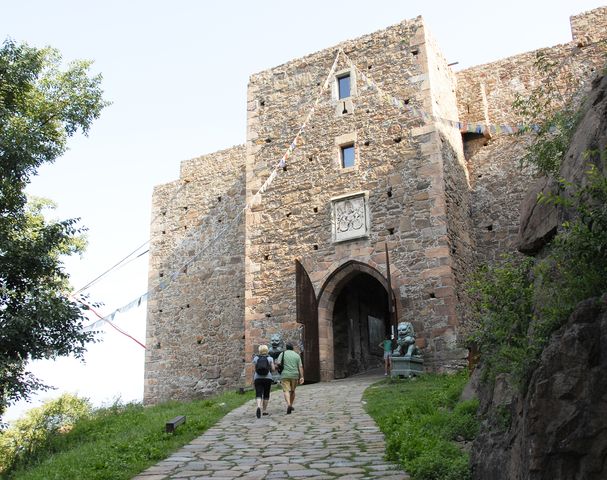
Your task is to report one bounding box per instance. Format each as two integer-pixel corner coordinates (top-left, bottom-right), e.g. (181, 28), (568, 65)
(296, 260), (399, 382)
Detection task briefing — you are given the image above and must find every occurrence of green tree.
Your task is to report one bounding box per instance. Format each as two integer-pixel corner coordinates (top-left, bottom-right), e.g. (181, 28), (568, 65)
(0, 39), (108, 420)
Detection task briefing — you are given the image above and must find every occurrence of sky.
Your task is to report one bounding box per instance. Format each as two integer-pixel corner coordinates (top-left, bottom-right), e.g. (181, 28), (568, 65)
(2, 0), (605, 422)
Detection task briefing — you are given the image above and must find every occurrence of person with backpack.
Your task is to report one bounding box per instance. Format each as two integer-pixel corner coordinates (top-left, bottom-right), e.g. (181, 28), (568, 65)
(253, 344), (275, 418)
(276, 343), (304, 414)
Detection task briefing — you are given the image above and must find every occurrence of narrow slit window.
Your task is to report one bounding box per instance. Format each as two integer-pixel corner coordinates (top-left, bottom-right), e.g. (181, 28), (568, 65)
(338, 73), (351, 99)
(341, 144), (355, 168)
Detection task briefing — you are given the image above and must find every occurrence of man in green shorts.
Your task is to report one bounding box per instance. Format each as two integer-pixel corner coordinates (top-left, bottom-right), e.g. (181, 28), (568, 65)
(277, 343), (304, 414)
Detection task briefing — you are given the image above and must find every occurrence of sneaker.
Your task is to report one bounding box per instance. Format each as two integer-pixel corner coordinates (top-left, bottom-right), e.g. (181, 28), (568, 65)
(287, 405), (293, 414)
(256, 407), (261, 419)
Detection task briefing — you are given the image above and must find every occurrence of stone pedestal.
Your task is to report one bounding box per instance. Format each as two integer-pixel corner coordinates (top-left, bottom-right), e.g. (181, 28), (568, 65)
(391, 356), (424, 378)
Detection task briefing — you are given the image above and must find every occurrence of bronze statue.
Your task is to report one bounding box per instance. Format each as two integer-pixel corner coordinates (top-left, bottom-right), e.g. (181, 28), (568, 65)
(393, 322), (421, 358)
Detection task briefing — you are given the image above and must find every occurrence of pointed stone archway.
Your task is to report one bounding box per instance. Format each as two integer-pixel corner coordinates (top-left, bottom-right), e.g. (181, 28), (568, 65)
(316, 261), (402, 381)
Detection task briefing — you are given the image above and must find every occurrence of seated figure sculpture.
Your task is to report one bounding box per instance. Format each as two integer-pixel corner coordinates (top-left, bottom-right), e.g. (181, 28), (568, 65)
(268, 334), (284, 383)
(268, 333), (283, 362)
(392, 321), (421, 358)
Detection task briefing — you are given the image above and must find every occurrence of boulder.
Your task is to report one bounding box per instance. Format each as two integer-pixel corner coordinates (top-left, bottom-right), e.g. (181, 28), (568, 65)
(471, 294), (607, 480)
(518, 74), (607, 254)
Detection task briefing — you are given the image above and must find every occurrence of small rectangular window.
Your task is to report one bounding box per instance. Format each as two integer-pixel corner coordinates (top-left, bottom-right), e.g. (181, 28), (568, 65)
(338, 74), (351, 99)
(341, 144), (355, 168)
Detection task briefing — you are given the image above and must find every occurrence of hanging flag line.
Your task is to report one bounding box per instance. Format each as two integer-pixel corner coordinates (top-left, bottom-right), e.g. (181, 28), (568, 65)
(84, 49), (344, 329)
(74, 181), (190, 295)
(72, 40), (607, 299)
(341, 46), (598, 136)
(76, 39), (604, 325)
(76, 296), (147, 348)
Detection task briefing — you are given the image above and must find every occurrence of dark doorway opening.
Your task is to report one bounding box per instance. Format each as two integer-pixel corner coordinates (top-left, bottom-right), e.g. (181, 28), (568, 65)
(332, 272), (389, 379)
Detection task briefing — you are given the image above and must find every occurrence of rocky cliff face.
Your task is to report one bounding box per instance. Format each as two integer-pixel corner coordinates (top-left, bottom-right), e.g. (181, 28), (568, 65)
(518, 73), (607, 254)
(471, 73), (607, 479)
(471, 295), (607, 480)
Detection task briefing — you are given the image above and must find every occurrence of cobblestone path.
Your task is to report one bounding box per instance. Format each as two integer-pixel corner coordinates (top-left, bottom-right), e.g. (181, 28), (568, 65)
(133, 371), (409, 479)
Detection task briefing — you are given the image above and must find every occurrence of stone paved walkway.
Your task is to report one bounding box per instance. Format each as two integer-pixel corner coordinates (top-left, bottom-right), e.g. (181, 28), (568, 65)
(133, 371), (409, 479)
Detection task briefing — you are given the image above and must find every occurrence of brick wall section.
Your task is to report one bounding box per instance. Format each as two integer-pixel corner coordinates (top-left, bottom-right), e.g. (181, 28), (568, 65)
(144, 146), (246, 404)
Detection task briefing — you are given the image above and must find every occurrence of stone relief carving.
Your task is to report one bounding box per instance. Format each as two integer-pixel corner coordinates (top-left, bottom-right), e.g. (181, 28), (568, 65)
(331, 193), (369, 242)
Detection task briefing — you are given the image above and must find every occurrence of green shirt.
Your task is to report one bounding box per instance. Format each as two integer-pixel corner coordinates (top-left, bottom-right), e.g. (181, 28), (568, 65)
(382, 339), (392, 353)
(278, 350), (302, 380)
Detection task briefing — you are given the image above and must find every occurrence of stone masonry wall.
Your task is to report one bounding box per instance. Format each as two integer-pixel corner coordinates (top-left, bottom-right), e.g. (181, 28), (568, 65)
(571, 6), (607, 47)
(144, 146), (246, 404)
(456, 7), (607, 266)
(244, 17), (465, 376)
(144, 6), (607, 399)
(425, 25), (475, 360)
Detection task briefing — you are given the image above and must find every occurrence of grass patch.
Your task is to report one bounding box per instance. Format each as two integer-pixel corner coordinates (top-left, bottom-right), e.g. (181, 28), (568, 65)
(364, 372), (478, 480)
(4, 390), (253, 480)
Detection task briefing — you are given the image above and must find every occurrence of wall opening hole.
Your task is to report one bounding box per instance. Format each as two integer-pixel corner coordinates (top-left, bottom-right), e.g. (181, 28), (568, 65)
(260, 100), (265, 106)
(265, 138), (272, 143)
(364, 140), (370, 146)
(313, 207), (318, 213)
(429, 292), (436, 299)
(286, 212), (292, 217)
(404, 99), (410, 105)
(387, 187), (393, 198)
(159, 272), (164, 277)
(264, 254), (269, 261)
(217, 196), (222, 202)
(388, 227), (395, 235)
(393, 137), (402, 143)
(487, 224), (493, 231)
(313, 244), (319, 250)
(411, 49), (419, 56)
(265, 313), (272, 318)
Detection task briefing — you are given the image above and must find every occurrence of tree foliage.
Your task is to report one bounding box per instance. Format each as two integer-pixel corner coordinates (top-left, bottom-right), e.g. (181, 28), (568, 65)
(0, 39), (108, 419)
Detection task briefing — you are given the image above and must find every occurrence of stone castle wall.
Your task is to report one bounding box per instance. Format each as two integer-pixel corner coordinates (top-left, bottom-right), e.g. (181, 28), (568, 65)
(144, 146), (247, 403)
(456, 9), (607, 266)
(244, 17), (467, 377)
(144, 7), (607, 404)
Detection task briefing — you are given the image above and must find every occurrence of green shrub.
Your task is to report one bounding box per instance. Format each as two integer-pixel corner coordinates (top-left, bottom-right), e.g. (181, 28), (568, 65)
(468, 161), (607, 390)
(0, 393), (92, 474)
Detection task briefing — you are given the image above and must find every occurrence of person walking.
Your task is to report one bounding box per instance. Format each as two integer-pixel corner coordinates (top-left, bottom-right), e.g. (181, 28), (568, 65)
(252, 344), (275, 418)
(276, 343), (304, 414)
(379, 334), (393, 376)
